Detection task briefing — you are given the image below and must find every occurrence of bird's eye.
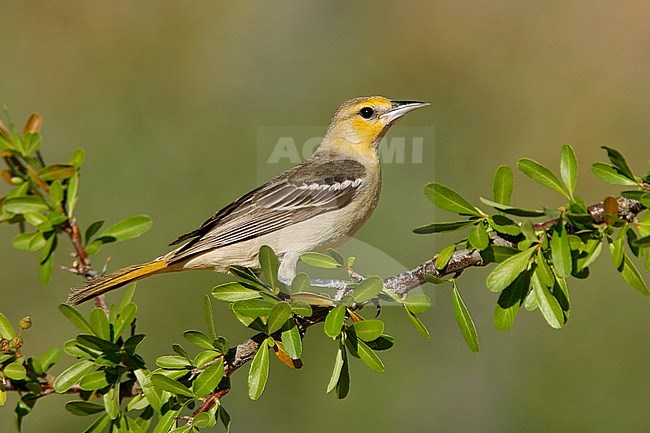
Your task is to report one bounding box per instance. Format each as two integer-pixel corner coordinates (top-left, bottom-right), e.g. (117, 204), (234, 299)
(359, 107), (374, 119)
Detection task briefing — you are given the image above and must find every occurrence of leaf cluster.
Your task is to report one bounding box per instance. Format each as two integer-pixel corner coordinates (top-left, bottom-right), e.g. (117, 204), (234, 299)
(415, 145), (650, 341)
(0, 112), (152, 282)
(211, 246), (400, 401)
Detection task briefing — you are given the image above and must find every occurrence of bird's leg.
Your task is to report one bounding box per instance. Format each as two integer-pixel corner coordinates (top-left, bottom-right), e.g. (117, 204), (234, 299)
(278, 274), (350, 290)
(278, 273), (353, 300)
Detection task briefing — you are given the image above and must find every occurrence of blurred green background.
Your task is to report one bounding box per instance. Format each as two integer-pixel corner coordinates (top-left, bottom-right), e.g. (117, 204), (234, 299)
(1, 2), (650, 431)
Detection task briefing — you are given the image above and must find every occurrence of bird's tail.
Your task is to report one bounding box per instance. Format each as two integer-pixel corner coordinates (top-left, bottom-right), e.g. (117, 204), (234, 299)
(67, 260), (170, 305)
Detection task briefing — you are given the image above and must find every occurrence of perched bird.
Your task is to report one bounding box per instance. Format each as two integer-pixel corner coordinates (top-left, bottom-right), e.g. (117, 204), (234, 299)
(67, 96), (428, 305)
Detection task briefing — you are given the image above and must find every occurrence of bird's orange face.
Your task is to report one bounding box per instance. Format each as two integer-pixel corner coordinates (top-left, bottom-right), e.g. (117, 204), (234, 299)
(323, 96), (428, 158)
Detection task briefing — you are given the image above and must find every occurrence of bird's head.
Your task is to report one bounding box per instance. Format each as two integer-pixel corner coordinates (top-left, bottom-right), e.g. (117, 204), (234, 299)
(320, 96), (429, 159)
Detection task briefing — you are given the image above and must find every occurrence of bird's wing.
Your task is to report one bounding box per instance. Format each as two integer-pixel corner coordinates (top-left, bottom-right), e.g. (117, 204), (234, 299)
(168, 159), (367, 263)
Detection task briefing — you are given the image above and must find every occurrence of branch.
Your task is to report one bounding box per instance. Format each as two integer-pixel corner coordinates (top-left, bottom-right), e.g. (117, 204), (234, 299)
(62, 217), (108, 314)
(385, 196), (645, 296)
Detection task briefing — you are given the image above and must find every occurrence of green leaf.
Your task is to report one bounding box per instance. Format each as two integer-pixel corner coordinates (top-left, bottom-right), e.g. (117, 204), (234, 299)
(494, 272), (529, 332)
(535, 253), (555, 288)
(480, 245), (522, 264)
(531, 273), (564, 329)
(550, 223), (572, 278)
(609, 237), (625, 269)
(290, 299), (313, 317)
(54, 360), (94, 392)
(290, 272), (311, 293)
(96, 215), (152, 242)
(326, 345), (345, 394)
(326, 248), (346, 266)
(152, 408), (182, 433)
(114, 302), (137, 338)
(212, 282), (261, 301)
(493, 165), (514, 205)
(577, 238), (603, 271)
(324, 305), (346, 338)
(627, 229), (641, 257)
(634, 235), (650, 247)
(517, 158), (569, 198)
(3, 361), (26, 380)
(183, 330), (215, 350)
(291, 292), (335, 307)
(11, 232), (47, 251)
(232, 299), (275, 318)
(351, 276), (383, 303)
(66, 172), (79, 217)
(80, 413), (110, 433)
(151, 374), (195, 397)
(486, 247), (535, 292)
(259, 245), (279, 288)
(79, 371), (109, 391)
(591, 163), (638, 185)
(488, 215), (521, 236)
(203, 295), (217, 339)
(334, 348), (350, 399)
(76, 334), (120, 353)
(174, 342), (194, 359)
(38, 238), (55, 285)
(218, 405), (232, 432)
(281, 323), (302, 359)
(356, 339), (385, 373)
(84, 221), (104, 245)
(248, 342), (270, 400)
(452, 285), (479, 352)
(103, 384), (119, 419)
(156, 355), (192, 370)
(193, 360), (224, 398)
(0, 313), (16, 339)
(435, 243), (456, 270)
(424, 182), (481, 216)
(23, 211), (50, 229)
(88, 307), (110, 340)
(522, 219), (541, 240)
(300, 252), (341, 268)
(266, 302), (292, 334)
(602, 147), (635, 181)
(2, 196), (49, 214)
(70, 147), (85, 168)
(364, 334), (395, 351)
(65, 401), (106, 416)
(404, 293), (431, 314)
(353, 320), (384, 342)
(479, 197), (546, 217)
(50, 180), (63, 207)
(194, 350), (220, 369)
(58, 305), (94, 334)
(193, 412), (212, 429)
(468, 223), (489, 250)
(413, 220), (474, 234)
(229, 265), (266, 289)
(554, 276), (570, 314)
(404, 306), (430, 339)
(560, 144), (578, 195)
(39, 164), (75, 181)
(40, 347), (62, 371)
(618, 255), (649, 295)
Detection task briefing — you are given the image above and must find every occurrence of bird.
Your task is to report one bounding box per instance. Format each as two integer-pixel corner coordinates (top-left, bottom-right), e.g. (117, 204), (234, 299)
(67, 96), (428, 305)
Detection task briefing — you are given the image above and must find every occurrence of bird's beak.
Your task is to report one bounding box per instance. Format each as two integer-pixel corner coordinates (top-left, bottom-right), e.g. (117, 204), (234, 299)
(381, 100), (430, 124)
